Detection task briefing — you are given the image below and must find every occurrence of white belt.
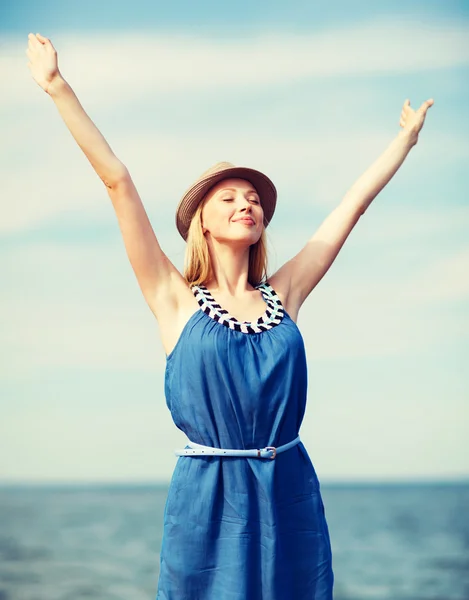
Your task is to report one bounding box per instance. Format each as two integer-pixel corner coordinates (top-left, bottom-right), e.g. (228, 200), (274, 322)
(175, 435), (301, 460)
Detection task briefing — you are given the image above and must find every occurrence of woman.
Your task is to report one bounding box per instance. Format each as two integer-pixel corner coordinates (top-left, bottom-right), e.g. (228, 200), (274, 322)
(26, 32), (433, 599)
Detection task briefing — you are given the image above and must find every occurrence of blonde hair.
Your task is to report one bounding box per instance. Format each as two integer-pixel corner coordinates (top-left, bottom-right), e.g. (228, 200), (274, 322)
(183, 197), (269, 288)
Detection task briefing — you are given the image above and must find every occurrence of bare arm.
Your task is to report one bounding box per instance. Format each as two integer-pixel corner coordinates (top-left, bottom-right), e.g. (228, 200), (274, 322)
(26, 32), (184, 314)
(271, 98), (434, 316)
(47, 76), (124, 186)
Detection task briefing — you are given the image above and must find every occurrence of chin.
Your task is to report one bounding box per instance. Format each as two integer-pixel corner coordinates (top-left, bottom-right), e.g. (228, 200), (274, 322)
(216, 231), (259, 245)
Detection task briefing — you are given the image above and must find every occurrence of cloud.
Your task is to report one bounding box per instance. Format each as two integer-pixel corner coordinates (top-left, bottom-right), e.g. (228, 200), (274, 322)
(2, 239), (468, 377)
(408, 245), (469, 303)
(5, 18), (469, 107)
(2, 122), (468, 234)
(3, 18), (467, 234)
(2, 16), (467, 381)
(2, 15), (468, 483)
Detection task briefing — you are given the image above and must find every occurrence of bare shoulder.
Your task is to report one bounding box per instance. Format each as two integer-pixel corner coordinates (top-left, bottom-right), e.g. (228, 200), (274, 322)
(267, 271), (299, 323)
(147, 270), (200, 357)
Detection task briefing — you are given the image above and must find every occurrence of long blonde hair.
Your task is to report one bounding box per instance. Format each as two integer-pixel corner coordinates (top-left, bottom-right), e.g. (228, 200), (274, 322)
(183, 196), (269, 288)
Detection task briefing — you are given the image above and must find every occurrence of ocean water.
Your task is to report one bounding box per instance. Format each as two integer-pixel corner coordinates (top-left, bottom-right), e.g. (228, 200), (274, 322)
(0, 481), (468, 600)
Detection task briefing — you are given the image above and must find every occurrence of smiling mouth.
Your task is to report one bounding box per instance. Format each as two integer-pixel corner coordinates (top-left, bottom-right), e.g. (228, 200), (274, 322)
(236, 218), (255, 224)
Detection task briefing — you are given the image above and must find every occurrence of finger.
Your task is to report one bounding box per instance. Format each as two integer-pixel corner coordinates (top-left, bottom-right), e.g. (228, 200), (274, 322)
(36, 33), (51, 46)
(418, 99), (434, 114)
(36, 32), (56, 53)
(403, 99), (410, 110)
(28, 33), (41, 47)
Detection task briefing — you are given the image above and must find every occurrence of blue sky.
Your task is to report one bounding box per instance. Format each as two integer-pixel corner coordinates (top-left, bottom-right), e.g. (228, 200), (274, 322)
(1, 1), (468, 483)
(3, 0), (466, 33)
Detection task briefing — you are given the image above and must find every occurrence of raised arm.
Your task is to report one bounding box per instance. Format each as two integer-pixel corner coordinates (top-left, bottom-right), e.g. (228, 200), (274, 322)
(26, 32), (184, 319)
(270, 97), (434, 319)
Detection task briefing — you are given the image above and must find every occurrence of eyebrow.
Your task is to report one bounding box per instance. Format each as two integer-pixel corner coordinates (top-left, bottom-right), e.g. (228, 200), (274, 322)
(217, 187), (260, 196)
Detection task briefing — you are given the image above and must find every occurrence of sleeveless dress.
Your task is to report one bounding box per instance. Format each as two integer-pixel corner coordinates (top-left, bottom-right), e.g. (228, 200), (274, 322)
(156, 281), (334, 600)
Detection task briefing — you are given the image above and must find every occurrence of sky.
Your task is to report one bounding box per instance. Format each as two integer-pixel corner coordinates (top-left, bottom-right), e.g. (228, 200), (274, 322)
(1, 1), (468, 483)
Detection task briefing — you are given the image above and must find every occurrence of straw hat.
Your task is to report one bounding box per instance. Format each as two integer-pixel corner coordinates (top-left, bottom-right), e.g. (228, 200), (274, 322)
(175, 161), (277, 241)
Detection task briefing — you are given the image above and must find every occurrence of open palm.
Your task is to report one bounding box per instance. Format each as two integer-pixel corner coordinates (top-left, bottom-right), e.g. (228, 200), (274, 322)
(26, 32), (61, 93)
(399, 97), (434, 137)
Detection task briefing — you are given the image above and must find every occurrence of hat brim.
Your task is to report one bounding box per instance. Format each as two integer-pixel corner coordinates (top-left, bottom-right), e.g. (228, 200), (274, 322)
(176, 166), (277, 241)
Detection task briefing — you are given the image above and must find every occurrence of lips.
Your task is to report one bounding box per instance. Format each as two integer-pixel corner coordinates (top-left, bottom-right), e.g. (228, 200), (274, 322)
(236, 217), (255, 224)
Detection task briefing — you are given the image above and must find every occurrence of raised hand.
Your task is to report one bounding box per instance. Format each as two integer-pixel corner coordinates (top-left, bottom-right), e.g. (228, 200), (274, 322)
(26, 32), (62, 94)
(399, 98), (434, 138)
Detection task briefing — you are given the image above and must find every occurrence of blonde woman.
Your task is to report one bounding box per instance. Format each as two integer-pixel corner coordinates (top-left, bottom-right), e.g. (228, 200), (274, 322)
(27, 32), (433, 600)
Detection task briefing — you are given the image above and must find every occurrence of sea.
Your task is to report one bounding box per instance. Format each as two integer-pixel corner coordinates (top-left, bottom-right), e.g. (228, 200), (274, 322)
(0, 481), (468, 600)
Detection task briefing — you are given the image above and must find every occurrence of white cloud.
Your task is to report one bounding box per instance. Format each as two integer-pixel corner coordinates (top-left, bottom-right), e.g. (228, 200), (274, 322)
(405, 246), (469, 303)
(1, 18), (468, 481)
(4, 18), (468, 108)
(1, 240), (468, 377)
(2, 124), (468, 233)
(2, 19), (467, 233)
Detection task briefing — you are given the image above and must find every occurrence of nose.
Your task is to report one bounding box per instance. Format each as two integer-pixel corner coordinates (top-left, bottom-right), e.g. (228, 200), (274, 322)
(240, 199), (253, 212)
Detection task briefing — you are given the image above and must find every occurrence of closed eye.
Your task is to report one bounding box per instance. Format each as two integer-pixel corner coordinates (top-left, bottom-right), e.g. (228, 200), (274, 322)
(222, 197), (259, 203)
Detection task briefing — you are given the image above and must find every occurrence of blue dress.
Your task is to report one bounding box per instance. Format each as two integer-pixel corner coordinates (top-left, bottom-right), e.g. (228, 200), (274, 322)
(156, 281), (334, 599)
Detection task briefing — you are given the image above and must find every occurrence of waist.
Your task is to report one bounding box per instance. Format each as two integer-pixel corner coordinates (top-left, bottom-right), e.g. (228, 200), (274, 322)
(174, 435), (301, 459)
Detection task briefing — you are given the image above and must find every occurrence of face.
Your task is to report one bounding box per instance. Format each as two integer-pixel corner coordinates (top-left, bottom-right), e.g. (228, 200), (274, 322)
(201, 178), (264, 245)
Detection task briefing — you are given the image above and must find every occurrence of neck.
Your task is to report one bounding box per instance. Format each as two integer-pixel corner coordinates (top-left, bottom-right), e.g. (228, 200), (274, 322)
(205, 238), (253, 294)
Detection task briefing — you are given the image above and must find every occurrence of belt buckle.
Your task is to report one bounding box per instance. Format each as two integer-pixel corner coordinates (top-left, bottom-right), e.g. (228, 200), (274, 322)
(265, 446), (277, 459)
